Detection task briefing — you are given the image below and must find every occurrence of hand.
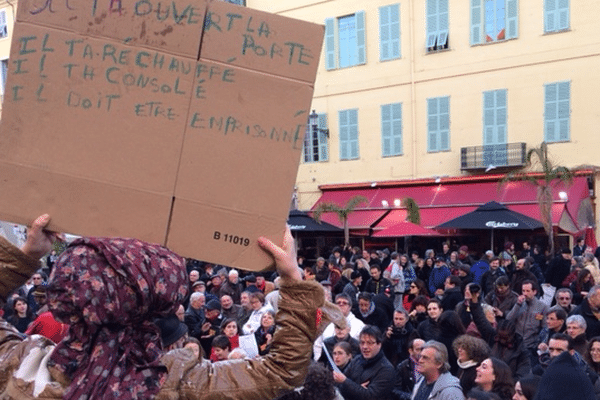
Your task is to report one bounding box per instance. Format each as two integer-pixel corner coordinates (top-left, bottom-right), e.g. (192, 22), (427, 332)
(201, 322), (211, 332)
(21, 214), (56, 260)
(258, 226), (302, 283)
(361, 381), (370, 388)
(386, 326), (393, 338)
(435, 288), (444, 296)
(333, 371), (346, 383)
(409, 309), (417, 317)
(265, 333), (273, 345)
(493, 307), (503, 317)
(517, 295), (525, 305)
(538, 342), (548, 352)
(471, 292), (480, 303)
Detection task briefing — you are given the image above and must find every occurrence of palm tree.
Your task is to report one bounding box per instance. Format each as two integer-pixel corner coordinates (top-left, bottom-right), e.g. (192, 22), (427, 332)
(312, 195), (368, 246)
(500, 142), (572, 256)
(402, 197), (421, 225)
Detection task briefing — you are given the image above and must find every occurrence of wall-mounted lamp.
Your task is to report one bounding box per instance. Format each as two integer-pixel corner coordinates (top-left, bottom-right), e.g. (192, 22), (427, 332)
(394, 199), (401, 207)
(381, 200), (389, 208)
(309, 110), (329, 137)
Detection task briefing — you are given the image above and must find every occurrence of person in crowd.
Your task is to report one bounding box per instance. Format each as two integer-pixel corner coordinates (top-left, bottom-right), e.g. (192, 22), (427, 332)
(574, 237), (587, 257)
(238, 290), (254, 327)
(506, 280), (548, 366)
(403, 279), (429, 312)
(155, 314), (189, 352)
(545, 248), (572, 289)
(448, 251), (464, 275)
(314, 257), (329, 282)
(440, 243), (451, 263)
(585, 336), (600, 375)
(484, 276), (518, 320)
(428, 257), (451, 296)
(502, 242), (517, 266)
(328, 246), (343, 268)
(536, 307), (566, 354)
(382, 307), (415, 366)
(219, 269), (243, 303)
(566, 314), (589, 355)
(210, 334), (231, 362)
(218, 318), (240, 355)
(7, 296), (33, 333)
(208, 272), (225, 297)
(582, 253), (600, 285)
(25, 285), (70, 343)
(356, 292), (390, 333)
(458, 264), (474, 292)
(481, 258), (506, 296)
(355, 258), (371, 292)
(465, 389), (501, 400)
(453, 335), (491, 396)
(400, 254), (417, 291)
(393, 338), (425, 400)
(373, 285), (395, 323)
(459, 246), (476, 267)
(387, 253), (406, 309)
(441, 275), (463, 312)
(183, 337), (203, 360)
(512, 374), (540, 400)
(553, 287), (575, 313)
(254, 310), (276, 356)
(243, 274), (261, 294)
(510, 259), (539, 296)
(255, 273), (275, 295)
(471, 259), (491, 287)
(198, 299), (223, 358)
(519, 242), (533, 260)
(26, 272), (46, 316)
(438, 311), (467, 375)
(571, 285), (600, 339)
(332, 341), (354, 372)
(562, 256), (584, 288)
(415, 257), (432, 284)
(411, 340), (465, 400)
(319, 324), (360, 367)
(264, 277), (282, 311)
(0, 215), (340, 399)
(571, 269), (595, 305)
(474, 357), (514, 400)
(408, 295), (429, 326)
(220, 294), (243, 321)
(469, 290), (532, 380)
(333, 325), (395, 400)
(365, 264), (392, 295)
(343, 270), (362, 310)
(417, 298), (443, 342)
(242, 291), (272, 335)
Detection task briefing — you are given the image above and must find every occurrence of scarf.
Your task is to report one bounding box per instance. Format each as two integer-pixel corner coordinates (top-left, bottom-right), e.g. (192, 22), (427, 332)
(359, 301), (376, 318)
(46, 238), (188, 400)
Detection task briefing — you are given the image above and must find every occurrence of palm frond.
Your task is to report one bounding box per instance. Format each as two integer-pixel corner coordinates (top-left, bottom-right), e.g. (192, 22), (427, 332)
(402, 197), (421, 225)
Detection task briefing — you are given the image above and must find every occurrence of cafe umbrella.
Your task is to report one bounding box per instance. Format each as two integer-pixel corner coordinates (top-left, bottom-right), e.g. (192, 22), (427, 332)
(436, 201), (544, 248)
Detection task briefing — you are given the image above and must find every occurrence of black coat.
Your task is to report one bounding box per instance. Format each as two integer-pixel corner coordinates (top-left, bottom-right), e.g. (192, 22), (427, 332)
(392, 358), (418, 400)
(545, 255), (571, 288)
(356, 306), (391, 333)
(381, 321), (415, 367)
(572, 298), (600, 339)
(338, 349), (395, 400)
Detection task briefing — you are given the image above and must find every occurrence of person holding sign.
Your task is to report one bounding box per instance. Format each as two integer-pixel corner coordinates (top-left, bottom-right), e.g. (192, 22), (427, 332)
(0, 215), (340, 400)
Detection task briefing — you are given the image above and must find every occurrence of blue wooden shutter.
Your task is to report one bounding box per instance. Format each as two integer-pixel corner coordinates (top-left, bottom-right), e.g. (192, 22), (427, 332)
(355, 11), (366, 65)
(471, 0), (483, 45)
(495, 90), (507, 144)
(544, 0), (556, 32)
(558, 0), (569, 30)
(349, 109), (359, 158)
(438, 0), (449, 47)
(557, 81), (570, 141)
(426, 0), (438, 48)
(318, 113), (329, 161)
(428, 98), (439, 152)
(325, 18), (336, 70)
(391, 103), (402, 155)
(339, 110), (349, 159)
(439, 96), (450, 150)
(382, 103), (402, 156)
(506, 0), (519, 39)
(544, 83), (558, 142)
(379, 4), (400, 61)
(483, 91), (496, 145)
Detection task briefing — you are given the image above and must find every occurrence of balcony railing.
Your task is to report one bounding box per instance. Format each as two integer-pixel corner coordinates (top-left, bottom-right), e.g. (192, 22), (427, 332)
(461, 142), (527, 171)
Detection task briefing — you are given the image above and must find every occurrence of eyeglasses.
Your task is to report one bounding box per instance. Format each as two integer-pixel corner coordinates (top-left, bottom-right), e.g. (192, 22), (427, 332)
(360, 340), (378, 346)
(336, 302), (350, 306)
(558, 297), (571, 300)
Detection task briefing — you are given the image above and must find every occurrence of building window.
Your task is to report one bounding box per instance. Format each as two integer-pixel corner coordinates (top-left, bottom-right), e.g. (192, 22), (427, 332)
(0, 10), (7, 39)
(544, 81), (570, 142)
(0, 59), (7, 102)
(339, 109), (359, 160)
(483, 89), (508, 166)
(325, 12), (366, 70)
(544, 0), (569, 33)
(471, 0), (518, 45)
(426, 0), (448, 51)
(427, 96), (450, 152)
(303, 113), (329, 163)
(381, 103), (402, 157)
(379, 4), (400, 61)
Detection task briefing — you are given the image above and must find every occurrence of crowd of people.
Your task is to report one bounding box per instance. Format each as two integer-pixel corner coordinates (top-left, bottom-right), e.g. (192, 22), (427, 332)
(2, 217), (600, 399)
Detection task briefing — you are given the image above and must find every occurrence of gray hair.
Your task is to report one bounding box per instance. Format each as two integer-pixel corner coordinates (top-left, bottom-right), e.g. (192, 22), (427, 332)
(422, 340), (450, 373)
(229, 269), (239, 277)
(394, 307), (409, 318)
(587, 285), (600, 300)
(566, 314), (587, 330)
(190, 292), (205, 302)
(555, 288), (573, 300)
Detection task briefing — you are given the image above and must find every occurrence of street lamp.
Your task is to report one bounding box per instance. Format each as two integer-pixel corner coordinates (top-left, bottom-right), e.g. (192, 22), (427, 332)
(309, 110), (329, 136)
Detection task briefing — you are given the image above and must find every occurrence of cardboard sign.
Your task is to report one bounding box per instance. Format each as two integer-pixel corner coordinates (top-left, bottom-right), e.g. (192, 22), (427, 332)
(0, 0), (324, 271)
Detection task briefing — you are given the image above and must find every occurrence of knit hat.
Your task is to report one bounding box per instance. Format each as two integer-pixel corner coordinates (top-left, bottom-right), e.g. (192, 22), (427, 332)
(205, 299), (221, 311)
(155, 314), (188, 348)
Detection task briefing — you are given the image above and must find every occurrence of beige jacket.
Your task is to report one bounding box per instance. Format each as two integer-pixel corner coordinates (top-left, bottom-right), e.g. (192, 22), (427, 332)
(0, 236), (328, 399)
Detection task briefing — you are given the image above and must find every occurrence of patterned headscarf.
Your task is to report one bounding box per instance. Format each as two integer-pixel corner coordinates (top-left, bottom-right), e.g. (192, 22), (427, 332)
(46, 238), (188, 399)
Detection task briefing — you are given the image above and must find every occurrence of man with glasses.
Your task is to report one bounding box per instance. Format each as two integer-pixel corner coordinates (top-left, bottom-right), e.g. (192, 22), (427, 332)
(554, 288), (575, 314)
(313, 293), (365, 360)
(26, 272), (45, 315)
(393, 338), (425, 400)
(411, 340), (464, 400)
(333, 325), (395, 400)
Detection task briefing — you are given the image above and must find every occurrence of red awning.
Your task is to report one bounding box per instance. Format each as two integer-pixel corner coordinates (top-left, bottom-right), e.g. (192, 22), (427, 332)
(372, 221), (440, 237)
(314, 210), (388, 230)
(311, 176), (593, 235)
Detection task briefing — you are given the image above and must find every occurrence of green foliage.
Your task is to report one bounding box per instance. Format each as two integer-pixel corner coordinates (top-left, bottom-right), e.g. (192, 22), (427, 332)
(312, 195), (368, 245)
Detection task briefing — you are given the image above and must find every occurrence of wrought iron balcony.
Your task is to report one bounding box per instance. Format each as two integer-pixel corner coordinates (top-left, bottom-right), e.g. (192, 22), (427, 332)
(461, 142), (527, 171)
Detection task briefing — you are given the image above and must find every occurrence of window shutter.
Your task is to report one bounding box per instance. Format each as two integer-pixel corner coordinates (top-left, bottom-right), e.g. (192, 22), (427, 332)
(381, 104), (392, 156)
(483, 91), (495, 145)
(318, 113), (329, 161)
(349, 109), (359, 159)
(544, 83), (558, 142)
(470, 0), (482, 45)
(355, 11), (366, 65)
(495, 90), (507, 143)
(557, 81), (570, 141)
(0, 60), (7, 96)
(390, 4), (401, 59)
(439, 96), (450, 150)
(426, 0), (438, 48)
(545, 0), (556, 32)
(438, 0), (449, 47)
(428, 98), (438, 152)
(339, 110), (349, 160)
(558, 0), (569, 30)
(379, 6), (390, 61)
(506, 0), (519, 39)
(325, 18), (336, 70)
(392, 103), (402, 155)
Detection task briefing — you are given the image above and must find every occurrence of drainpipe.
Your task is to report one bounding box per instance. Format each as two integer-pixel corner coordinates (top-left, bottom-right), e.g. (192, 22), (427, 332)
(409, 0), (418, 178)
